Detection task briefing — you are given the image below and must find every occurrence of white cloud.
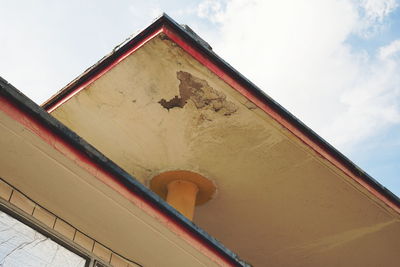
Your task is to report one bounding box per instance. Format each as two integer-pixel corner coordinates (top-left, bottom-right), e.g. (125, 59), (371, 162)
(197, 0), (225, 23)
(196, 0), (400, 152)
(356, 0), (398, 37)
(379, 39), (400, 59)
(360, 0), (398, 21)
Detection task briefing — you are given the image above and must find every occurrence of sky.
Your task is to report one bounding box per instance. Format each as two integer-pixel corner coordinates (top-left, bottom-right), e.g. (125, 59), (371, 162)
(0, 0), (399, 197)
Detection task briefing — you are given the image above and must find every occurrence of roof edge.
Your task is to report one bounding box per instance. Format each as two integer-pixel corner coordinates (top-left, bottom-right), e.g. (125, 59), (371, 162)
(41, 13), (399, 213)
(42, 14), (172, 110)
(0, 76), (250, 267)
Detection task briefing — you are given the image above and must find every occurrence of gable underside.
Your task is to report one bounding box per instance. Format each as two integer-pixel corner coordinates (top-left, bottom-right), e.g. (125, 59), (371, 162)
(50, 34), (400, 266)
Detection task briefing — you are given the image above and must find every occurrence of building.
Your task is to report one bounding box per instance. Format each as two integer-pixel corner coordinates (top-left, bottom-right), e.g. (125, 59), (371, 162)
(0, 14), (399, 266)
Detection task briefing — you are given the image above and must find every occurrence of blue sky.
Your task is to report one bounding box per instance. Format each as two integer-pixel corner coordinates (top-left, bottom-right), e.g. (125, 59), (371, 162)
(0, 0), (399, 197)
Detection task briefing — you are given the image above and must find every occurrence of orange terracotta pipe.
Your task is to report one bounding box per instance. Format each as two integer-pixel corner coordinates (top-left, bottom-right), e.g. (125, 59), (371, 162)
(166, 180), (199, 220)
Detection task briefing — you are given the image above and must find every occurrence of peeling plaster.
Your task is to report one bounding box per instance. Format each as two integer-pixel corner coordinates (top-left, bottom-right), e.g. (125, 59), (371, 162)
(159, 71), (238, 116)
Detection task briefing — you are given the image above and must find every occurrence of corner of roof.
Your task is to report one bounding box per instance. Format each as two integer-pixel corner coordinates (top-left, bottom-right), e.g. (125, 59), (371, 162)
(41, 13), (214, 110)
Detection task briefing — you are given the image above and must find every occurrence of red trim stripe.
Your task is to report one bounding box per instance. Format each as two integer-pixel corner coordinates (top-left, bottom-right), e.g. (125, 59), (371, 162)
(0, 96), (234, 266)
(45, 24), (399, 215)
(161, 26), (400, 214)
(47, 29), (163, 113)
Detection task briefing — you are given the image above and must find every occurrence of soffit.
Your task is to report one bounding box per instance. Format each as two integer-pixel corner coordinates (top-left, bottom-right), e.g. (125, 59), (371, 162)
(0, 108), (224, 267)
(49, 34), (400, 266)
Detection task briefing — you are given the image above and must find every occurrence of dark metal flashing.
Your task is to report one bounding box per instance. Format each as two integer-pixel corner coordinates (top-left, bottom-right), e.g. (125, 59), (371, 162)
(180, 24), (213, 50)
(41, 13), (399, 209)
(0, 77), (250, 267)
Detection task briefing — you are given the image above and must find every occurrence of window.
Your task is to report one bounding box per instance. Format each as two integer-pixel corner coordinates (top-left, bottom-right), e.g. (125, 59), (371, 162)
(0, 211), (87, 266)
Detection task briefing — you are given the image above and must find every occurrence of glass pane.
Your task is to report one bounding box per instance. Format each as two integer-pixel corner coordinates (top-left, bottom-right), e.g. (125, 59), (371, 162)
(0, 211), (86, 267)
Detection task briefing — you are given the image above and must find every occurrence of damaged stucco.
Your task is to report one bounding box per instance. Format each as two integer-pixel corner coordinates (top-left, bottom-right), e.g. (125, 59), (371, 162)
(159, 71), (237, 116)
(48, 32), (400, 267)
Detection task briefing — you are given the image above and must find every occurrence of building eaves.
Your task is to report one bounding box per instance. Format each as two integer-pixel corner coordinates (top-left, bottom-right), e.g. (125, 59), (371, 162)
(0, 76), (250, 267)
(41, 13), (400, 213)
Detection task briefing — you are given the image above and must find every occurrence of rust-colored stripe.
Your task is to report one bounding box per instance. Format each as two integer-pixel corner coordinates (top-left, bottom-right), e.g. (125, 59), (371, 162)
(43, 22), (399, 218)
(0, 96), (233, 267)
(161, 25), (400, 214)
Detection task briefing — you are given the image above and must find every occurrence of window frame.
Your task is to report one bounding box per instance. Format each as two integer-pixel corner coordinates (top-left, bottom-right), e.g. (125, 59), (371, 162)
(0, 197), (110, 267)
